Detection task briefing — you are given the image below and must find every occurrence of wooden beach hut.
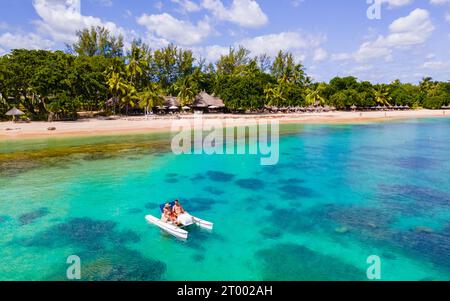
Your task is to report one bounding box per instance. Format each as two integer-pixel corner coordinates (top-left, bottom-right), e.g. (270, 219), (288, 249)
(193, 92), (225, 113)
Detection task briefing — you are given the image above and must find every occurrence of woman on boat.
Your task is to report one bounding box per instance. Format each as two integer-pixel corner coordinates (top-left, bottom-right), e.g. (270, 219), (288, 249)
(161, 203), (176, 223)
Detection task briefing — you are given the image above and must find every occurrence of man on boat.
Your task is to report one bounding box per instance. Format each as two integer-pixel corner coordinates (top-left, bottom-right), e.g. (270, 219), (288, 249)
(172, 199), (186, 218)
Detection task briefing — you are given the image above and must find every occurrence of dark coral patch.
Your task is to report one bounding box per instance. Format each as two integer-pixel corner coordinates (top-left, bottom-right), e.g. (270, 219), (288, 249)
(256, 243), (365, 280)
(235, 178), (264, 190)
(48, 247), (166, 281)
(393, 156), (436, 170)
(379, 184), (450, 210)
(190, 173), (206, 182)
(165, 178), (179, 183)
(277, 178), (305, 185)
(259, 227), (282, 239)
(18, 218), (140, 250)
(324, 205), (394, 238)
(206, 171), (235, 182)
(203, 186), (225, 196)
(0, 215), (9, 223)
(278, 184), (316, 200)
(192, 254), (205, 262)
(184, 197), (217, 212)
(19, 207), (49, 225)
(391, 227), (450, 270)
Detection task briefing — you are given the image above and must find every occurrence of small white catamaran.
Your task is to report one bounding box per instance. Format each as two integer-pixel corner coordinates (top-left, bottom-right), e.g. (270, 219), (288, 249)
(145, 202), (213, 240)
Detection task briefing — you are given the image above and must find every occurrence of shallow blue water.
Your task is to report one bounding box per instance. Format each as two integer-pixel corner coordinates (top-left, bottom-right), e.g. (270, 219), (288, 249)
(0, 118), (449, 280)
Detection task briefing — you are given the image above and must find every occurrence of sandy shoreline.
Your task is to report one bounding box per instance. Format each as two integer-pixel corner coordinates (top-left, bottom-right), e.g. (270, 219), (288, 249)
(1, 110), (448, 141)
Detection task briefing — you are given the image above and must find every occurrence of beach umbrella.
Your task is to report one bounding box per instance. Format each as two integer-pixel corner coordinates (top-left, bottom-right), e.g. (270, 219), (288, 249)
(350, 105), (357, 111)
(208, 105), (220, 109)
(5, 107), (25, 121)
(182, 106), (191, 110)
(169, 106), (179, 110)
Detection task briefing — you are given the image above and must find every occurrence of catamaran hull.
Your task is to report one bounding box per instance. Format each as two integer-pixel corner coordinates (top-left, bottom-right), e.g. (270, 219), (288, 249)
(192, 217), (214, 230)
(145, 215), (188, 240)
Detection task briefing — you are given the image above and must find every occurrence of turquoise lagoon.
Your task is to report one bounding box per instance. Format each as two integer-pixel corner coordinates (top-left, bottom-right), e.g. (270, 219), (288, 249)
(0, 118), (449, 281)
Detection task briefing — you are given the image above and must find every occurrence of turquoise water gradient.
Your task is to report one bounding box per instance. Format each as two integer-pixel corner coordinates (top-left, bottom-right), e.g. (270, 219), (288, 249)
(0, 118), (449, 280)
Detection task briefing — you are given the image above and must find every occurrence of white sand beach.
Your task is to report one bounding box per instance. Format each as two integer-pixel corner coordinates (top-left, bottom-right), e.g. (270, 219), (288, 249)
(1, 110), (448, 141)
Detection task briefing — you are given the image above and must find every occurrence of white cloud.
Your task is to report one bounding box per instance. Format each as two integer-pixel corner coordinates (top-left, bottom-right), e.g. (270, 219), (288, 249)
(421, 60), (450, 69)
(32, 0), (126, 44)
(194, 31), (326, 63)
(137, 13), (212, 45)
(0, 32), (54, 54)
(429, 0), (450, 4)
(313, 48), (328, 62)
(239, 31), (324, 58)
(201, 0), (268, 28)
(193, 44), (230, 62)
(351, 9), (434, 62)
(381, 0), (414, 8)
(171, 0), (202, 13)
(331, 52), (353, 61)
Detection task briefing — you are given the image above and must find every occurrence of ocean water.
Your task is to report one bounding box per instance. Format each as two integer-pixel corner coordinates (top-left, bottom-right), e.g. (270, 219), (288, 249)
(0, 118), (449, 281)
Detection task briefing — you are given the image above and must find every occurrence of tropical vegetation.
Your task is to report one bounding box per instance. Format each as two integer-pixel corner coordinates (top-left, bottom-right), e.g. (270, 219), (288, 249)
(0, 26), (449, 121)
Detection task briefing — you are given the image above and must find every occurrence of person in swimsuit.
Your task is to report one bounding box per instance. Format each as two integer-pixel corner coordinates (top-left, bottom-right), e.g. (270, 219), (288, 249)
(161, 203), (176, 223)
(172, 199), (186, 219)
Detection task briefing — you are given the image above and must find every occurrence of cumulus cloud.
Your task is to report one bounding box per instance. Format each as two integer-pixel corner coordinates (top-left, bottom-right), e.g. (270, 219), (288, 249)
(32, 0), (126, 44)
(171, 0), (202, 13)
(193, 31), (326, 63)
(137, 13), (212, 45)
(0, 32), (54, 54)
(335, 9), (434, 63)
(201, 0), (268, 28)
(239, 31), (324, 57)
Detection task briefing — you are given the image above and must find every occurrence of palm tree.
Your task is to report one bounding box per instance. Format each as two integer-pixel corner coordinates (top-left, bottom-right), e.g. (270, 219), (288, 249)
(138, 83), (164, 116)
(121, 85), (138, 115)
(264, 80), (286, 108)
(373, 85), (391, 106)
(175, 77), (196, 107)
(305, 84), (326, 106)
(126, 41), (149, 87)
(106, 71), (129, 114)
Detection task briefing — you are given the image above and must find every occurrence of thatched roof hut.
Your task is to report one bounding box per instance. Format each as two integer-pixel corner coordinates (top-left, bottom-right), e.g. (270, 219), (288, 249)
(163, 96), (180, 108)
(193, 91), (225, 109)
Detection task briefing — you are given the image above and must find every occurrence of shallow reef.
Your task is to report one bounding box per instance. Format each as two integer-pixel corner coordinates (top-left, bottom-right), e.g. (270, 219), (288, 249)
(18, 208), (49, 225)
(256, 243), (365, 280)
(17, 217), (140, 250)
(206, 171), (235, 182)
(278, 184), (316, 200)
(235, 178), (264, 190)
(48, 246), (166, 281)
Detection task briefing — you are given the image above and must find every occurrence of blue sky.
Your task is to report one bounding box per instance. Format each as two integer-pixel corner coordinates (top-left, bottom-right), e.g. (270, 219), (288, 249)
(0, 0), (449, 83)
